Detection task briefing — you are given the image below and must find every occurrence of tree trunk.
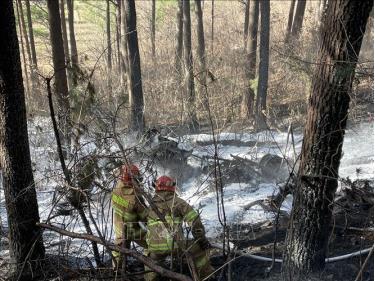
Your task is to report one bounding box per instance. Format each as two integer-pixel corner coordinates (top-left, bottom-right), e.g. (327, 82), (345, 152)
(47, 0), (71, 156)
(243, 0), (250, 49)
(123, 0), (145, 133)
(175, 0), (183, 78)
(283, 1), (373, 279)
(66, 0), (78, 86)
(116, 0), (121, 74)
(119, 0), (129, 103)
(15, 1), (30, 99)
(211, 0), (214, 54)
(195, 0), (207, 91)
(106, 0), (112, 96)
(0, 2), (45, 280)
(17, 0), (35, 95)
(59, 0), (72, 90)
(241, 0), (259, 119)
(25, 0), (37, 68)
(183, 0), (198, 131)
(285, 0), (296, 43)
(255, 0), (270, 128)
(151, 0), (156, 59)
(290, 0), (306, 40)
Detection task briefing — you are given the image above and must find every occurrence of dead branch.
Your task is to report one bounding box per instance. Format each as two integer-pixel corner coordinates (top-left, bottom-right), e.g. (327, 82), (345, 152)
(38, 223), (193, 281)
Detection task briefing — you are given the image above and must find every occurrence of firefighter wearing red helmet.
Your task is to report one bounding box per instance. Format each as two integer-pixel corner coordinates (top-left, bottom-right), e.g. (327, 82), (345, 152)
(145, 176), (214, 281)
(111, 164), (147, 268)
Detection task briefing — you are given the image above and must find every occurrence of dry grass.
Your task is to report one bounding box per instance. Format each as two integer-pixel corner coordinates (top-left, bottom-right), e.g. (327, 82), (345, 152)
(22, 0), (374, 131)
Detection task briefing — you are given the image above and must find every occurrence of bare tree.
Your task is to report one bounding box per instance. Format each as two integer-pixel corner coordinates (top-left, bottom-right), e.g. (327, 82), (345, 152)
(123, 0), (145, 133)
(285, 0), (296, 42)
(25, 0), (38, 69)
(243, 0), (250, 49)
(66, 0), (78, 85)
(283, 0), (373, 279)
(195, 0), (207, 91)
(106, 0), (112, 96)
(211, 0), (214, 54)
(118, 0), (128, 98)
(290, 0), (306, 40)
(59, 0), (71, 89)
(183, 0), (198, 131)
(116, 0), (122, 73)
(255, 0), (270, 128)
(16, 0), (35, 94)
(15, 1), (30, 98)
(0, 1), (45, 280)
(241, 0), (259, 119)
(151, 0), (156, 59)
(47, 0), (71, 155)
(175, 0), (183, 78)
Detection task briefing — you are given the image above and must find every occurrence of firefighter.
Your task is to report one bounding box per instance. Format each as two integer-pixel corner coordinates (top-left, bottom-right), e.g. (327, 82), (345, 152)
(111, 164), (148, 267)
(145, 176), (214, 281)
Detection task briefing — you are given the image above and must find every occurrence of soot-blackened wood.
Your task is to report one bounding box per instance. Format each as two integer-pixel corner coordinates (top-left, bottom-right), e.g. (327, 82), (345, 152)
(123, 0), (145, 133)
(183, 0), (198, 132)
(283, 1), (373, 280)
(47, 0), (71, 156)
(0, 1), (45, 279)
(241, 0), (259, 118)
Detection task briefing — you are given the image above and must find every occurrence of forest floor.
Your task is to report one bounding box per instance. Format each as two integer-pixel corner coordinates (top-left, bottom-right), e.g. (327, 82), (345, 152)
(0, 118), (373, 280)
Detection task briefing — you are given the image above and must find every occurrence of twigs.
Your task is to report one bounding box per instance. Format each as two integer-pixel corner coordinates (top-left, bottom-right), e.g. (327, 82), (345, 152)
(45, 76), (102, 266)
(38, 223), (193, 281)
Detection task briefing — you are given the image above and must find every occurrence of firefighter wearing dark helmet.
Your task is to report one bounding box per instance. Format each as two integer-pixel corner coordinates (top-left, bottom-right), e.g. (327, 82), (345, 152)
(111, 164), (147, 267)
(145, 176), (214, 281)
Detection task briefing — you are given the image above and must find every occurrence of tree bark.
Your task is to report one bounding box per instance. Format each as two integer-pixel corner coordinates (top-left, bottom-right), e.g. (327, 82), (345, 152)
(183, 0), (198, 131)
(290, 0), (306, 40)
(285, 0), (296, 43)
(195, 0), (207, 90)
(0, 2), (45, 280)
(66, 0), (78, 85)
(151, 0), (156, 59)
(243, 0), (250, 49)
(123, 0), (145, 133)
(283, 0), (373, 279)
(255, 0), (270, 128)
(15, 1), (30, 99)
(106, 0), (112, 96)
(47, 0), (71, 156)
(241, 0), (259, 119)
(25, 0), (38, 68)
(175, 0), (183, 78)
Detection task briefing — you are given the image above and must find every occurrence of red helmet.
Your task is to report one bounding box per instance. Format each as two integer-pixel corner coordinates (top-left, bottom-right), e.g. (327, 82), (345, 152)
(155, 176), (176, 192)
(119, 164), (141, 185)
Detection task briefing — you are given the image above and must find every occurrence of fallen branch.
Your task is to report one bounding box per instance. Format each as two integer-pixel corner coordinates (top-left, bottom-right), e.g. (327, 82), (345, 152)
(38, 223), (192, 281)
(211, 243), (374, 264)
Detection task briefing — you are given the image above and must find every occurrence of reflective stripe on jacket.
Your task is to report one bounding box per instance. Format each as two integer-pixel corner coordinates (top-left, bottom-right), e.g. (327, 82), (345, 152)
(146, 191), (206, 254)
